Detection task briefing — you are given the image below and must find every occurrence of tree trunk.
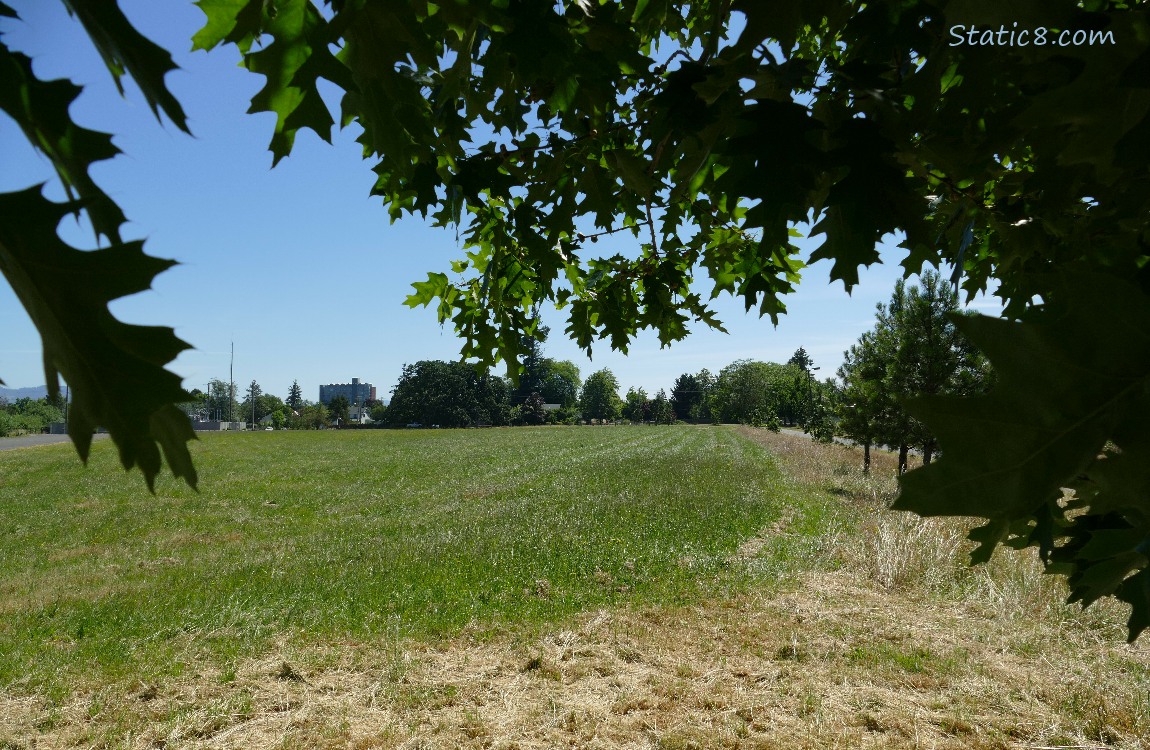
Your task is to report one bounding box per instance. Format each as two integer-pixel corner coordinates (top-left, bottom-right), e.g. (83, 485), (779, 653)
(922, 443), (934, 465)
(863, 442), (871, 474)
(898, 444), (909, 474)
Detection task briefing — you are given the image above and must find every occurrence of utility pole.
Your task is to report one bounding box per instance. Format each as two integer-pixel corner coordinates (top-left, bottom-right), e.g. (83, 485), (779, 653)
(229, 341), (235, 424)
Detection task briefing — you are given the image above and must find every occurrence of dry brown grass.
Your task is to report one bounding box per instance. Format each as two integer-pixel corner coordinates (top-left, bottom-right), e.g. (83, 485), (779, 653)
(3, 429), (1149, 749)
(741, 429), (1135, 631)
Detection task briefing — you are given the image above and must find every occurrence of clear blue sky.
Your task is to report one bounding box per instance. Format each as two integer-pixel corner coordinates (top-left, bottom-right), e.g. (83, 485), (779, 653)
(0, 1), (1002, 403)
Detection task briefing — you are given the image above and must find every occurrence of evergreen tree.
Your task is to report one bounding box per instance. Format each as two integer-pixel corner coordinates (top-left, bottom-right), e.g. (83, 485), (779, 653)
(287, 380), (303, 411)
(787, 347), (815, 372)
(243, 380), (262, 425)
(512, 324), (549, 404)
(839, 272), (990, 472)
(837, 331), (893, 473)
(670, 373), (701, 422)
(651, 389), (675, 425)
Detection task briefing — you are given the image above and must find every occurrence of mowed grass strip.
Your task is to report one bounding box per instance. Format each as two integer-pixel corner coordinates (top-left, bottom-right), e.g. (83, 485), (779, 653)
(0, 426), (833, 694)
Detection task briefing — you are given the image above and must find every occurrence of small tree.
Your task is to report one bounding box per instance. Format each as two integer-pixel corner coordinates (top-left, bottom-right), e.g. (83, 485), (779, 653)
(244, 380), (262, 426)
(327, 395), (351, 427)
(521, 392), (547, 425)
(837, 332), (891, 473)
(651, 389), (675, 425)
(622, 387), (650, 423)
(297, 403), (328, 430)
(369, 402), (388, 423)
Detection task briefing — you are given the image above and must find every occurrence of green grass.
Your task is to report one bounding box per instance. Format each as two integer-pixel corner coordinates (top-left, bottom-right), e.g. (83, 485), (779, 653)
(0, 425), (840, 694)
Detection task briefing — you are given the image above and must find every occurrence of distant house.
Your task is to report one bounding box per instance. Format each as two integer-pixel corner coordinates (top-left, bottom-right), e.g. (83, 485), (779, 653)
(258, 410), (298, 425)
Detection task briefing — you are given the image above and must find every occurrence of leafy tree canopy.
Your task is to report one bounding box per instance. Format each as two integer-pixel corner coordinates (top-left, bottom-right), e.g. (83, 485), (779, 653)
(622, 385), (650, 422)
(579, 368), (622, 421)
(537, 359), (582, 407)
(0, 396), (64, 436)
(327, 394), (351, 426)
(710, 359), (815, 428)
(369, 401), (389, 423)
(387, 360), (511, 427)
(3, 0), (1150, 635)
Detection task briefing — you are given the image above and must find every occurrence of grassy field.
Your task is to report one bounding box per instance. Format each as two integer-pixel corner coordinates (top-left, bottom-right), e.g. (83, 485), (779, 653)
(0, 427), (837, 690)
(1, 425), (1148, 748)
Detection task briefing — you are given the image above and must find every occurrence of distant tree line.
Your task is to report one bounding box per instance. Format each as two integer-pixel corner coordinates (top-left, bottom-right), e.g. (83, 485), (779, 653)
(167, 275), (985, 447)
(569, 348), (837, 433)
(0, 395), (65, 436)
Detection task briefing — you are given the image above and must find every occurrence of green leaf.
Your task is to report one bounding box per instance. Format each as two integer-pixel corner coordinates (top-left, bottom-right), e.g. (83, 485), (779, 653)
(209, 0), (354, 164)
(605, 149), (658, 196)
(809, 120), (921, 290)
(967, 519), (1010, 565)
(896, 272), (1150, 520)
(0, 45), (124, 242)
(1120, 569), (1150, 642)
(192, 0), (265, 52)
(896, 271), (1150, 639)
(61, 0), (189, 132)
(808, 205), (880, 289)
(0, 187), (197, 491)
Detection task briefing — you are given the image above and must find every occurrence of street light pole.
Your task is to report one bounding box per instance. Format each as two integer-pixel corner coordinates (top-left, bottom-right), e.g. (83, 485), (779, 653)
(806, 366), (820, 427)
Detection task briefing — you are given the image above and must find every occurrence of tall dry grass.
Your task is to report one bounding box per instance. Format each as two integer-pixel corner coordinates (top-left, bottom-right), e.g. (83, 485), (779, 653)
(739, 428), (1132, 641)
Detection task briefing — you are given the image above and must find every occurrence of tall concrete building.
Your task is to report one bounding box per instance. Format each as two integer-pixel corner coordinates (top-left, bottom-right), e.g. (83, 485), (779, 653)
(319, 378), (376, 406)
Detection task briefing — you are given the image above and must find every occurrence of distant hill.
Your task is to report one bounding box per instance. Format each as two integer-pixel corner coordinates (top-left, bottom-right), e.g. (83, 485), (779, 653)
(0, 385), (49, 401)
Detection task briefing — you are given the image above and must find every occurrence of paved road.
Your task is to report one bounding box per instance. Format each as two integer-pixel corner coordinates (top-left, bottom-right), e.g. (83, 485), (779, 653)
(779, 427), (854, 447)
(778, 426), (922, 456)
(0, 433), (110, 451)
